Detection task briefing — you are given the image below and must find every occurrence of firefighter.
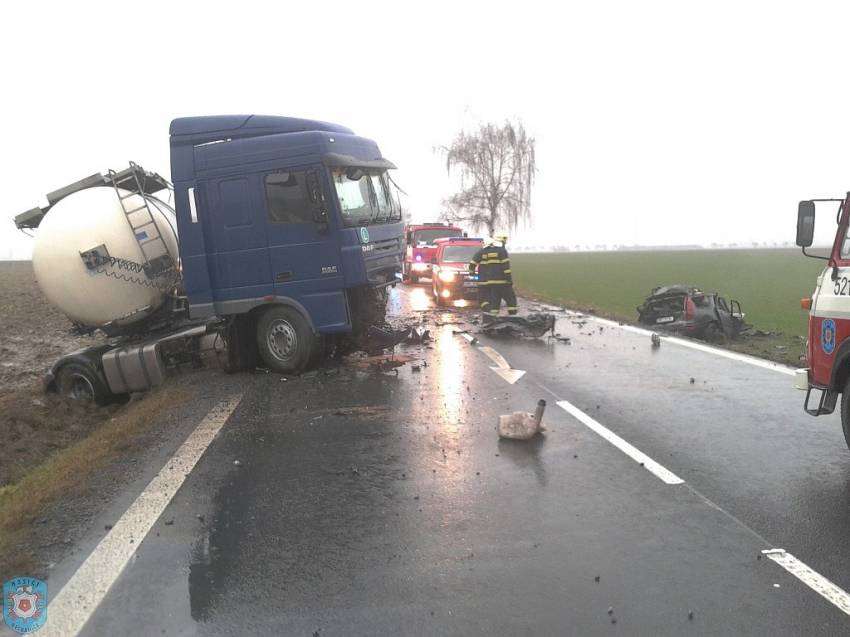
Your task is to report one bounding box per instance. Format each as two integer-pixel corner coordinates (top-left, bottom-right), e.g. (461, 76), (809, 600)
(469, 233), (518, 315)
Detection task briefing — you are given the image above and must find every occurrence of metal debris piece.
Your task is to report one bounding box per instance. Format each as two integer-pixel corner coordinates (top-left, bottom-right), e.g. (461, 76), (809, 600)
(481, 313), (556, 338)
(651, 333), (661, 348)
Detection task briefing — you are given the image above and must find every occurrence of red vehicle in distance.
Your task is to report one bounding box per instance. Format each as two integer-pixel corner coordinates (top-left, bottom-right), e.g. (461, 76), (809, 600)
(403, 223), (463, 283)
(431, 236), (484, 306)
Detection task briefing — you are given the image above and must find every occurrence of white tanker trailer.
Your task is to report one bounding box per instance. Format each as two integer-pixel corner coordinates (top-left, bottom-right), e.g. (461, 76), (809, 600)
(16, 164), (223, 404)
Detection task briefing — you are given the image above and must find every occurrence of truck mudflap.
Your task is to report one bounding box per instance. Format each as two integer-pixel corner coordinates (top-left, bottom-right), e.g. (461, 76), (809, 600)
(102, 324), (210, 393)
(804, 382), (838, 416)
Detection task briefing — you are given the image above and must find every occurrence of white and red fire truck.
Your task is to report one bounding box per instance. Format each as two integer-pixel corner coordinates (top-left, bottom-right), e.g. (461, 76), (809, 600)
(402, 223), (463, 283)
(796, 196), (850, 449)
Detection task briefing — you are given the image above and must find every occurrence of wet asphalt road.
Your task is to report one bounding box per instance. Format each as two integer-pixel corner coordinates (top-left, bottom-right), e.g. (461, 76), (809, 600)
(42, 283), (850, 635)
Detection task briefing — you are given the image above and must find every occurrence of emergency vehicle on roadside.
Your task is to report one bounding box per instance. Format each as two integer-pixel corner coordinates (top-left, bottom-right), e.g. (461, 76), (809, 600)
(796, 195), (850, 450)
(431, 237), (484, 306)
(403, 222), (463, 282)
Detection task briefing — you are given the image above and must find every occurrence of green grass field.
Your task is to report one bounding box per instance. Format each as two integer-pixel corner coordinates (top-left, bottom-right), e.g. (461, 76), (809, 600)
(511, 249), (824, 362)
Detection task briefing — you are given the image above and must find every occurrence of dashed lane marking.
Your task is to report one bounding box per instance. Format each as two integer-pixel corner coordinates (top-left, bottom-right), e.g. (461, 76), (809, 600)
(762, 549), (850, 617)
(556, 399), (684, 485)
(41, 395), (243, 637)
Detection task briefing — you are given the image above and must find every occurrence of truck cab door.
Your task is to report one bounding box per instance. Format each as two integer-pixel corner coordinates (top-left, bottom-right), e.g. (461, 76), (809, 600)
(263, 167), (348, 331)
(199, 174), (272, 303)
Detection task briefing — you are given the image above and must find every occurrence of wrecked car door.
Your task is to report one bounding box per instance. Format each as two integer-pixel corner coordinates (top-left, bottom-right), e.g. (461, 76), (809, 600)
(715, 296), (736, 336)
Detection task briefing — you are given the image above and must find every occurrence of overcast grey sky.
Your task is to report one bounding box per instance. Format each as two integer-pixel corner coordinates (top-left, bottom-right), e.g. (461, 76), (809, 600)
(2, 0), (849, 258)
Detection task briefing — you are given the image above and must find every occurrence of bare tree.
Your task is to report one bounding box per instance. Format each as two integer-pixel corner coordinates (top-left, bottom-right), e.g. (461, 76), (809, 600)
(438, 120), (536, 236)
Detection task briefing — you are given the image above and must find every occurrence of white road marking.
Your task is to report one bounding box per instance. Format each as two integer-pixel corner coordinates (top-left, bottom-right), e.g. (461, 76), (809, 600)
(489, 367), (527, 384)
(477, 345), (527, 384)
(41, 395), (243, 637)
(478, 346), (510, 369)
(762, 549), (850, 616)
(556, 399), (684, 485)
(553, 308), (797, 377)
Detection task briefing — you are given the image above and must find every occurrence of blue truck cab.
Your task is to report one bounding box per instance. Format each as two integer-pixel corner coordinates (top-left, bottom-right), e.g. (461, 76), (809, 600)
(169, 115), (404, 373)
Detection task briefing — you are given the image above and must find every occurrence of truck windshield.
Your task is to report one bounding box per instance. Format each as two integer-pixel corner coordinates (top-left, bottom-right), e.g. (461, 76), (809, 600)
(414, 229), (462, 245)
(332, 169), (399, 227)
(442, 245), (481, 263)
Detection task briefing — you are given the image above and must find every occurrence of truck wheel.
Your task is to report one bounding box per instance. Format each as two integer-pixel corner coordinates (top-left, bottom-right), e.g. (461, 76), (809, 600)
(56, 362), (113, 406)
(841, 378), (850, 453)
(256, 306), (314, 374)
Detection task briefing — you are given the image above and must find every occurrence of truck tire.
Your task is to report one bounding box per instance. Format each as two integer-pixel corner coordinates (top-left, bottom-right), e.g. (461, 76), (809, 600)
(841, 377), (850, 453)
(256, 306), (315, 374)
(56, 361), (114, 406)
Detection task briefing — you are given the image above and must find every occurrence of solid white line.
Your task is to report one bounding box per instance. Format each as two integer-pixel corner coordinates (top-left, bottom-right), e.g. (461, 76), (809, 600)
(762, 549), (850, 616)
(561, 311), (797, 376)
(41, 395), (243, 637)
(556, 399), (684, 485)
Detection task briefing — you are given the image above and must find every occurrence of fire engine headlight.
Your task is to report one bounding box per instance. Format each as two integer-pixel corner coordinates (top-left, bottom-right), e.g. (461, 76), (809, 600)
(412, 263), (428, 272)
(415, 254), (422, 262)
(438, 271), (456, 283)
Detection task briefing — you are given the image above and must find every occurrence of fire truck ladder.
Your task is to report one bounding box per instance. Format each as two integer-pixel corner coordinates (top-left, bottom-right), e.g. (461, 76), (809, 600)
(108, 162), (175, 279)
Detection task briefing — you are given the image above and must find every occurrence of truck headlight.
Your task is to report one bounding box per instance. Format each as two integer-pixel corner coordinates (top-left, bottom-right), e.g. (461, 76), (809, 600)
(438, 271), (456, 283)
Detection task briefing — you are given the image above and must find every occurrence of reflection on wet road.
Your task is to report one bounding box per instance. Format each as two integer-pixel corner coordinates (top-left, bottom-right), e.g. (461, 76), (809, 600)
(68, 281), (850, 635)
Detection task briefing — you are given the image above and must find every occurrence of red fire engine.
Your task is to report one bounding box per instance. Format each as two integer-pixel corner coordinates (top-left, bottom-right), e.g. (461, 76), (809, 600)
(796, 195), (850, 449)
(403, 223), (463, 283)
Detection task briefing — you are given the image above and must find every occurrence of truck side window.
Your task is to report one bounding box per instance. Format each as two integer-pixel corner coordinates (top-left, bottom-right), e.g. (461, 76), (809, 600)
(264, 171), (314, 224)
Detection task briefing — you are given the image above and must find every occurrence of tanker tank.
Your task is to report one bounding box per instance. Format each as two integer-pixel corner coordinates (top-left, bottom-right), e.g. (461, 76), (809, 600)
(29, 185), (180, 332)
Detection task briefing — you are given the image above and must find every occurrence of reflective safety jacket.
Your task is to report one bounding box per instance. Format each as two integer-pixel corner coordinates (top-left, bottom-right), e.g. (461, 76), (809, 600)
(469, 243), (512, 285)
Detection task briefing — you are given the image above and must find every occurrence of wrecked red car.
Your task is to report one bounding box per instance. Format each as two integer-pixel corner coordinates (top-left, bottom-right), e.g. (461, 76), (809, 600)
(637, 285), (746, 341)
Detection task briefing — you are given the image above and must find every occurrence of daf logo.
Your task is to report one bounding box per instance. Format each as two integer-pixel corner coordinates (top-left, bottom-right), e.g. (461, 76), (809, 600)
(359, 227), (370, 244)
(361, 244), (375, 253)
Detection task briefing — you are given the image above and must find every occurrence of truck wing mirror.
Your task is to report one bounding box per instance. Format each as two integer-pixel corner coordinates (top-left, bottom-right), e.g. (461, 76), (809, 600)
(796, 201), (816, 248)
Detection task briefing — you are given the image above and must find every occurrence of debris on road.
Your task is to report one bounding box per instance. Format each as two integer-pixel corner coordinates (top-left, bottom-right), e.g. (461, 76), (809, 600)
(480, 313), (556, 338)
(651, 333), (661, 348)
(498, 399), (546, 440)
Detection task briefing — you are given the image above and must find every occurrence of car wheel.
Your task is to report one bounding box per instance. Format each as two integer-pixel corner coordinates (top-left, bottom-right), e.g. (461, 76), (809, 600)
(841, 377), (850, 453)
(56, 362), (115, 406)
(256, 306), (315, 374)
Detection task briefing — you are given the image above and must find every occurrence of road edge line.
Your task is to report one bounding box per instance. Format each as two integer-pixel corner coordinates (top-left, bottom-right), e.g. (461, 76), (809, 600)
(556, 399), (684, 485)
(41, 394), (243, 637)
(547, 306), (797, 376)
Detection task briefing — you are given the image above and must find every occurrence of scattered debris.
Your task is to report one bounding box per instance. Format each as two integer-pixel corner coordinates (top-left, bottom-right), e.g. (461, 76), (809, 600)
(164, 519), (174, 526)
(411, 364), (421, 373)
(233, 459), (242, 467)
(689, 377), (695, 384)
(688, 610), (694, 621)
(651, 333), (662, 348)
(498, 399), (546, 440)
(480, 313), (556, 338)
